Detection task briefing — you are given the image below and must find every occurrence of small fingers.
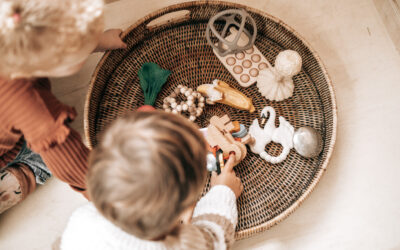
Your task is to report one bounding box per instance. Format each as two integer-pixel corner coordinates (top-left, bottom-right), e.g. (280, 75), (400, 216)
(119, 40), (128, 49)
(223, 154), (236, 173)
(210, 171), (218, 182)
(105, 28), (123, 35)
(114, 29), (127, 49)
(238, 178), (244, 197)
(115, 29), (123, 35)
(236, 176), (242, 185)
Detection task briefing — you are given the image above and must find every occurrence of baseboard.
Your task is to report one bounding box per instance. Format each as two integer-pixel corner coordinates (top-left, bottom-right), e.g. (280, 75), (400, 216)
(389, 0), (400, 20)
(104, 0), (119, 4)
(374, 0), (400, 54)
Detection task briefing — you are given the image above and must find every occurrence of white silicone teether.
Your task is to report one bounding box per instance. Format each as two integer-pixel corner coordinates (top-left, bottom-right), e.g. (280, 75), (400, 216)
(249, 106), (295, 164)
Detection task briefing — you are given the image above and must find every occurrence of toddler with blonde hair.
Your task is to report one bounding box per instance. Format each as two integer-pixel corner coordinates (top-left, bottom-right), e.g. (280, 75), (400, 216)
(60, 111), (243, 250)
(0, 0), (126, 213)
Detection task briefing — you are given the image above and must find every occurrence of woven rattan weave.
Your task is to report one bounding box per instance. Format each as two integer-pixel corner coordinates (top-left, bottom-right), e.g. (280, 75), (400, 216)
(84, 1), (337, 240)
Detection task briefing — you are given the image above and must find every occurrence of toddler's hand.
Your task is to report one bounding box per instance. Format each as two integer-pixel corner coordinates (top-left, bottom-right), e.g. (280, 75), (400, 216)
(210, 154), (243, 199)
(94, 29), (127, 52)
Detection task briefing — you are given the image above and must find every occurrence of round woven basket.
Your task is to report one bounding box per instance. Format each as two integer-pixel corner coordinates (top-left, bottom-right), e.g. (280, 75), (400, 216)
(84, 0), (337, 240)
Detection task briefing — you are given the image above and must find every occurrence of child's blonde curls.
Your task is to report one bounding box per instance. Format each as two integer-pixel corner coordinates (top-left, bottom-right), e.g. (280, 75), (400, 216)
(87, 111), (209, 240)
(0, 0), (104, 77)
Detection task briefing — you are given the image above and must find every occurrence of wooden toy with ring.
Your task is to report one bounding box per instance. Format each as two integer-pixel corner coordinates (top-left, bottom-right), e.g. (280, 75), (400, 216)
(205, 115), (252, 167)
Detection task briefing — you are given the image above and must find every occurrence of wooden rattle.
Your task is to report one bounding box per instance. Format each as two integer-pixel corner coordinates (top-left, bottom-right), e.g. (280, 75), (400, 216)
(163, 85), (205, 121)
(205, 115), (251, 166)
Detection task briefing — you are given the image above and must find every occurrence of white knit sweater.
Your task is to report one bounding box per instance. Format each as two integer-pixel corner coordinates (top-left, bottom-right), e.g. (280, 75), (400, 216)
(60, 185), (238, 250)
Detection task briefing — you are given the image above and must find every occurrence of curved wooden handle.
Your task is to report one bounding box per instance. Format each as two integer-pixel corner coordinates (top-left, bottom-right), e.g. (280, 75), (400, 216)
(146, 10), (191, 31)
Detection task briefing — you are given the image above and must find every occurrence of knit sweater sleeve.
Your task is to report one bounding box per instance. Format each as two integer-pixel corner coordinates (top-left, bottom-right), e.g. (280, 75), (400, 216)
(60, 188), (237, 250)
(190, 185), (238, 249)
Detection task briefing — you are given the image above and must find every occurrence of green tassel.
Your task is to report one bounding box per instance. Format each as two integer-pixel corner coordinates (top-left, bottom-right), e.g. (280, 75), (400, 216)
(138, 62), (171, 106)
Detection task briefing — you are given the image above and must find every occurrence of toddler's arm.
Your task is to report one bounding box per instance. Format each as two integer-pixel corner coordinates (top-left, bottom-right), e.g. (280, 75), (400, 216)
(191, 155), (243, 249)
(94, 29), (127, 52)
(2, 78), (90, 197)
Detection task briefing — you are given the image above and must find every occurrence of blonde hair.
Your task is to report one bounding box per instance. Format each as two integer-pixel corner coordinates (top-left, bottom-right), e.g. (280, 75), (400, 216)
(0, 0), (104, 77)
(88, 111), (208, 240)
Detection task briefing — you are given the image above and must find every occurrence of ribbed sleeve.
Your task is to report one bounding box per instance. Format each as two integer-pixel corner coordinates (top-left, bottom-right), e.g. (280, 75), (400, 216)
(40, 129), (89, 194)
(0, 77), (89, 196)
(1, 78), (77, 152)
(193, 185), (238, 225)
(0, 138), (23, 169)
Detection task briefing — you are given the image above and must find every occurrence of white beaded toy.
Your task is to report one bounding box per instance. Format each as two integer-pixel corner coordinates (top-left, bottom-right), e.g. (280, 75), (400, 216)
(163, 85), (205, 121)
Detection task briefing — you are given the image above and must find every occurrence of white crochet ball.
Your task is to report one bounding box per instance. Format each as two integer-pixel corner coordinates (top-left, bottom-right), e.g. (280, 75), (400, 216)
(274, 50), (302, 77)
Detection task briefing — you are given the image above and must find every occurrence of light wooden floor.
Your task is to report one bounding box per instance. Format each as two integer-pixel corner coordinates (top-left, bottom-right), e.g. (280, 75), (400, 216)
(1, 0), (400, 249)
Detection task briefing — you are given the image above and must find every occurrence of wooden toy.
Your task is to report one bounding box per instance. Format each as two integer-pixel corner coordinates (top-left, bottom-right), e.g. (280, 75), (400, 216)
(210, 28), (271, 87)
(232, 124), (253, 145)
(257, 50), (302, 101)
(238, 133), (253, 145)
(197, 79), (255, 113)
(163, 85), (205, 121)
(232, 124), (247, 138)
(205, 115), (250, 165)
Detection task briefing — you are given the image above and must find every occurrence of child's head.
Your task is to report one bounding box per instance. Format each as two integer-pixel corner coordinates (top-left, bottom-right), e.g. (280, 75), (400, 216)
(0, 0), (104, 78)
(88, 111), (208, 240)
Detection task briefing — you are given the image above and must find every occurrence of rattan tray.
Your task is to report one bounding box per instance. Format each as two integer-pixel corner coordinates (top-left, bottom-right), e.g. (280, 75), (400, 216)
(84, 1), (337, 240)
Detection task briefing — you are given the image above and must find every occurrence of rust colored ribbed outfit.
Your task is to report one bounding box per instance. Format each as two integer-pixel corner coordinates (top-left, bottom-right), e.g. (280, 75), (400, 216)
(0, 77), (89, 198)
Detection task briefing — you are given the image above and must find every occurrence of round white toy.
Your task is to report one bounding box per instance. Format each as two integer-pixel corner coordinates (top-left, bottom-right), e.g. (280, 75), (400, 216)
(293, 126), (323, 158)
(257, 50), (302, 101)
(163, 85), (205, 121)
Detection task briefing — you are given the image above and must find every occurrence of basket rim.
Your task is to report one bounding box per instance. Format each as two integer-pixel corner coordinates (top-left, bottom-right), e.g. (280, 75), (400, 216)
(84, 0), (338, 240)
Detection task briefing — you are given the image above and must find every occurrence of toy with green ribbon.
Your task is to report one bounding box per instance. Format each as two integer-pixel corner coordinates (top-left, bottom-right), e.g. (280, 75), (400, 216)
(137, 62), (171, 111)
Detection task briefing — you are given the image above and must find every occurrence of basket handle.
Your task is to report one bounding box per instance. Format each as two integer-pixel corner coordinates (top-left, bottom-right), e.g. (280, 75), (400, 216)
(146, 10), (191, 31)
